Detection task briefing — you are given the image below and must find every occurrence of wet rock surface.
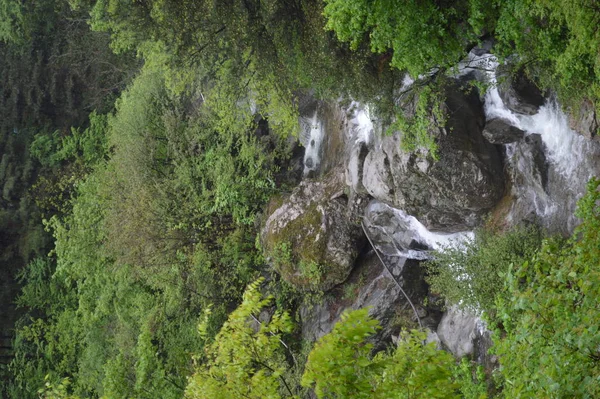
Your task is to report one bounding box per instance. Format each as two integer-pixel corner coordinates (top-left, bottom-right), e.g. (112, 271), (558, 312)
(507, 134), (550, 225)
(567, 99), (599, 139)
(300, 251), (438, 344)
(346, 140), (370, 195)
(363, 200), (429, 258)
(437, 306), (492, 361)
(362, 80), (505, 232)
(497, 66), (545, 115)
(483, 118), (525, 144)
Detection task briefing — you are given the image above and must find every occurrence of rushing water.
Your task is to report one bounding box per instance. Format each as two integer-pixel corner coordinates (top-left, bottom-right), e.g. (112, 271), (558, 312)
(300, 110), (325, 176)
(463, 51), (600, 233)
(349, 102), (374, 146)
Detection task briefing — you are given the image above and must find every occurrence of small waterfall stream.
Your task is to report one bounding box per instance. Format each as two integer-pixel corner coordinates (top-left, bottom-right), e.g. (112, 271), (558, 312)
(464, 52), (600, 233)
(299, 110), (325, 176)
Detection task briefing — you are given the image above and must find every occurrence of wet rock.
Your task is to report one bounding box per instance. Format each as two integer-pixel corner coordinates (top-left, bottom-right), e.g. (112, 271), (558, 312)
(426, 330), (443, 349)
(362, 79), (505, 232)
(513, 134), (548, 190)
(262, 173), (365, 292)
(345, 141), (370, 195)
(363, 200), (429, 259)
(362, 149), (394, 202)
(304, 157), (314, 169)
(567, 99), (599, 139)
(508, 134), (550, 225)
(300, 251), (433, 343)
(437, 306), (483, 358)
(470, 39), (494, 56)
(497, 66), (545, 115)
(483, 118), (525, 144)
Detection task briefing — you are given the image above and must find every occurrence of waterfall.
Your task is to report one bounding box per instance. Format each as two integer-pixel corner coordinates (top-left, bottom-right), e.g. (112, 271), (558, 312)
(300, 110), (325, 176)
(465, 52), (600, 232)
(349, 102), (374, 145)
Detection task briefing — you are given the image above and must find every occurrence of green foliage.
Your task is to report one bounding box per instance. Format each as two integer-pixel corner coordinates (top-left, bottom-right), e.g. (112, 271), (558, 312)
(389, 81), (447, 159)
(0, 0), (24, 44)
(493, 0), (600, 112)
(30, 112), (109, 168)
(302, 308), (381, 398)
(302, 308), (461, 398)
(492, 178), (600, 398)
(322, 0), (471, 78)
(426, 225), (542, 317)
(185, 299), (482, 399)
(185, 279), (294, 399)
(38, 376), (80, 399)
(11, 52), (288, 397)
(454, 359), (489, 399)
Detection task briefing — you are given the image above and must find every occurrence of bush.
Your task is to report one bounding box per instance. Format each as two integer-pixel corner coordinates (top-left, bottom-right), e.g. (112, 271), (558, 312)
(302, 309), (461, 399)
(492, 178), (600, 398)
(426, 225), (542, 318)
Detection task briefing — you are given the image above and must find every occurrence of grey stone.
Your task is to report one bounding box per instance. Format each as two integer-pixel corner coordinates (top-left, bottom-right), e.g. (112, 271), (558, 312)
(437, 306), (480, 358)
(363, 200), (429, 259)
(362, 79), (505, 232)
(345, 141), (370, 195)
(497, 65), (545, 115)
(304, 157), (314, 169)
(567, 99), (599, 139)
(300, 251), (431, 344)
(483, 118), (525, 144)
(508, 133), (550, 226)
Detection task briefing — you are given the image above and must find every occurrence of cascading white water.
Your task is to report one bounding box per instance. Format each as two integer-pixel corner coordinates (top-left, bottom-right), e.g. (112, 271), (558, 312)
(391, 207), (474, 258)
(460, 51), (600, 232)
(349, 103), (374, 145)
(300, 111), (325, 176)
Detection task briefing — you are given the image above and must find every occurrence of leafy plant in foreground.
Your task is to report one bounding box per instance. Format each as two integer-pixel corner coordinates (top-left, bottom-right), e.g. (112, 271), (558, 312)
(493, 178), (600, 398)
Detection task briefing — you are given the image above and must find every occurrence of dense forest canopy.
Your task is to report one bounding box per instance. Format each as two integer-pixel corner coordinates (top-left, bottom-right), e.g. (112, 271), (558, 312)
(1, 0), (599, 398)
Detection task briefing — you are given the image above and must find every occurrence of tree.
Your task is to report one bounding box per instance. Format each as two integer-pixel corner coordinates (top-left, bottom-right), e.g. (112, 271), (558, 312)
(185, 279), (295, 399)
(322, 0), (481, 78)
(426, 225), (542, 318)
(303, 309), (461, 399)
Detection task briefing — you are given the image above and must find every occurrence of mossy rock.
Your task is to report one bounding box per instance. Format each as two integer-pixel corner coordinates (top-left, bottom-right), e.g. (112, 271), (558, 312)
(262, 174), (364, 291)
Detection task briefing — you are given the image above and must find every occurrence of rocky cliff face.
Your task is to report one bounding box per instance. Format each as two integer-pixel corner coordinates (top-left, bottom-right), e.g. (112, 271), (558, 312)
(261, 57), (600, 362)
(362, 80), (505, 232)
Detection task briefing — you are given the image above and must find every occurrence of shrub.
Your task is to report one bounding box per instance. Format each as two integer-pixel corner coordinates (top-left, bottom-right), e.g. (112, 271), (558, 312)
(426, 225), (542, 318)
(492, 178), (600, 398)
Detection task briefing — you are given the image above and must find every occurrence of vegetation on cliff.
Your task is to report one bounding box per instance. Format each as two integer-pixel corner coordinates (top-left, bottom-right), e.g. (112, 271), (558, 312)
(1, 0), (599, 398)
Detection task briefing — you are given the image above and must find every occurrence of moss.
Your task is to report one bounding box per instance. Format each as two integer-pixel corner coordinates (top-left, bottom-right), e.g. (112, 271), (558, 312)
(264, 201), (333, 290)
(265, 194), (285, 217)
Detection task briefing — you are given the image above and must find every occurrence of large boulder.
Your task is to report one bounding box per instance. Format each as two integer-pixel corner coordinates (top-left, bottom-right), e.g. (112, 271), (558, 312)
(483, 118), (525, 144)
(262, 173), (365, 291)
(437, 306), (486, 358)
(497, 66), (545, 115)
(362, 80), (505, 231)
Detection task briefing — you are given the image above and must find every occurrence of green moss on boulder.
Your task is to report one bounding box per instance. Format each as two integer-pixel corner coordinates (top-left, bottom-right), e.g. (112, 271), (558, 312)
(262, 174), (364, 291)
